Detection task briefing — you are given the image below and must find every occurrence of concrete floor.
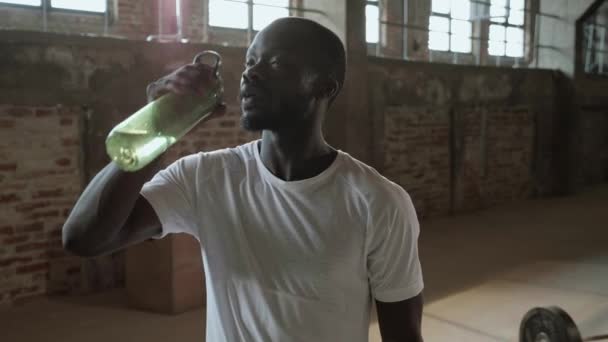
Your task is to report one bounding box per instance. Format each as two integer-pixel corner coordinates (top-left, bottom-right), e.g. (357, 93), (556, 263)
(2, 184), (607, 342)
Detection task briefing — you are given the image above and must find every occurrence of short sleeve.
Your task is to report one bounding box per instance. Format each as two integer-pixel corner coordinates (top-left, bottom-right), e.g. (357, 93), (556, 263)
(140, 154), (201, 242)
(367, 189), (424, 302)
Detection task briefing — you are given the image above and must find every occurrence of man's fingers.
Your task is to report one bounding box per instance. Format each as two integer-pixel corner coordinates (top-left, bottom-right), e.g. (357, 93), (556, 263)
(166, 81), (189, 96)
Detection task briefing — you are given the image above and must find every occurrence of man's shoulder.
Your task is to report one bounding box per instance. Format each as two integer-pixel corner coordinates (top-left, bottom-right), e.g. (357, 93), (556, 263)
(202, 140), (257, 164)
(338, 152), (410, 205)
(170, 140), (258, 177)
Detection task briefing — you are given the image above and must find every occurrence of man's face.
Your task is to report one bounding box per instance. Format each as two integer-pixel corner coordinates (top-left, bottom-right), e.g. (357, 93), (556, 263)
(239, 22), (319, 131)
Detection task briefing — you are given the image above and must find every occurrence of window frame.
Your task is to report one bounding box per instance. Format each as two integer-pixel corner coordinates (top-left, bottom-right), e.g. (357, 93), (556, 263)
(365, 0), (380, 44)
(0, 0), (108, 14)
(0, 0), (41, 8)
(428, 0), (474, 55)
(577, 0), (608, 77)
(207, 0), (292, 33)
(49, 0), (107, 14)
(487, 0), (526, 58)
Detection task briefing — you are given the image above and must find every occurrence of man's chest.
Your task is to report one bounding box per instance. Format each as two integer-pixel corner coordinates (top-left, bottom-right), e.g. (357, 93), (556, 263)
(198, 180), (368, 293)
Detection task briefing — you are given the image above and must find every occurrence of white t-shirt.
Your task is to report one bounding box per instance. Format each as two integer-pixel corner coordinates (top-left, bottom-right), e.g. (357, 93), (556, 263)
(140, 140), (423, 342)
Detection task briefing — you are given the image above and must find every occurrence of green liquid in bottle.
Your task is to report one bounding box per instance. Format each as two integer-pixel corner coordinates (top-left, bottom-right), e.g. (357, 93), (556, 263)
(105, 51), (223, 172)
(106, 129), (177, 172)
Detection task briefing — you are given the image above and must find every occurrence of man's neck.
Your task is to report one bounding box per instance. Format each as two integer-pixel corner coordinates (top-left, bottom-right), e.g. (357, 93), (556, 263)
(259, 129), (337, 182)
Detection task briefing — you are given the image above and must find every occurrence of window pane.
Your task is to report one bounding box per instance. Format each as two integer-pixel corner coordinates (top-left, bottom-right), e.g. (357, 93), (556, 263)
(450, 0), (470, 20)
(429, 16), (449, 33)
(489, 24), (505, 42)
(506, 42), (524, 57)
(509, 9), (524, 25)
(506, 26), (523, 43)
(429, 31), (449, 51)
(51, 0), (105, 12)
(0, 0), (40, 5)
(451, 35), (471, 53)
(490, 5), (506, 23)
(488, 41), (505, 55)
(209, 0), (248, 29)
(366, 4), (379, 43)
(254, 0), (288, 6)
(451, 19), (471, 37)
(432, 0), (450, 14)
(491, 0), (506, 5)
(253, 5), (288, 30)
(510, 0), (524, 10)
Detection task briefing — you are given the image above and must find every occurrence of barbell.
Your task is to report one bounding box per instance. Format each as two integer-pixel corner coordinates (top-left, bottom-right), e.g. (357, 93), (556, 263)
(520, 306), (608, 342)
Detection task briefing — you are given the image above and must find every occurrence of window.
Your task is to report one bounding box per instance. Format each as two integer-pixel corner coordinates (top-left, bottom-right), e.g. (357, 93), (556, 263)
(50, 0), (106, 12)
(0, 0), (40, 6)
(429, 0), (472, 53)
(488, 0), (525, 57)
(209, 0), (289, 31)
(581, 0), (608, 75)
(365, 0), (379, 43)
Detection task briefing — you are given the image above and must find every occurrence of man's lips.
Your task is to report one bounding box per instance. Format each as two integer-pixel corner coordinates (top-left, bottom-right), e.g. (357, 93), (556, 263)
(240, 86), (268, 100)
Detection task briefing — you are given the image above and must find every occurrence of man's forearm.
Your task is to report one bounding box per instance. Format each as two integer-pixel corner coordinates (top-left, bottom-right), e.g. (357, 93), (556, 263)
(62, 158), (162, 255)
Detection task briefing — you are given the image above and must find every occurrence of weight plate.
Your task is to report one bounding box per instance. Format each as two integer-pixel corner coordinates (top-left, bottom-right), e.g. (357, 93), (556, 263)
(519, 306), (583, 342)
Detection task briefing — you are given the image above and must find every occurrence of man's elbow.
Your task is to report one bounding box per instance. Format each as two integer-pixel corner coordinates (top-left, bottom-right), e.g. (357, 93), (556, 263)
(62, 222), (103, 258)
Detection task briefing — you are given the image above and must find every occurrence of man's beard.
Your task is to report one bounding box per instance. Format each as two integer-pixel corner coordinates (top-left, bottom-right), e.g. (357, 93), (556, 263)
(240, 98), (310, 132)
(240, 112), (281, 132)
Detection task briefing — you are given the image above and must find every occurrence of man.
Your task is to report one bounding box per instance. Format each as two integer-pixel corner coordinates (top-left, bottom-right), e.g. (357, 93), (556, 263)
(63, 17), (424, 342)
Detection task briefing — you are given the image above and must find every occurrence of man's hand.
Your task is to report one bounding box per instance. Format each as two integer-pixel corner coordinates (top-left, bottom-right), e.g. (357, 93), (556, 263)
(376, 294), (424, 342)
(145, 62), (227, 121)
(146, 62), (218, 102)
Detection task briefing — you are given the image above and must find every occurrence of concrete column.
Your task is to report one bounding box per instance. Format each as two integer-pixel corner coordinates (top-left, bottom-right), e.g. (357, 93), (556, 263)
(381, 0), (405, 59)
(300, 0), (372, 165)
(343, 0), (372, 165)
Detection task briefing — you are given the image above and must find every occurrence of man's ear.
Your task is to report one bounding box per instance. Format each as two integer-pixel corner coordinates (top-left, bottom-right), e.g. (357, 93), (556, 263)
(316, 77), (340, 100)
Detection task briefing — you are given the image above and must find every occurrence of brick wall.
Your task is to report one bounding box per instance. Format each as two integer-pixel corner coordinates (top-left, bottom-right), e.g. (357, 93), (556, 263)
(454, 107), (534, 212)
(369, 59), (548, 217)
(383, 106), (451, 217)
(0, 30), (257, 307)
(0, 0), (290, 45)
(0, 0), (155, 40)
(0, 105), (83, 307)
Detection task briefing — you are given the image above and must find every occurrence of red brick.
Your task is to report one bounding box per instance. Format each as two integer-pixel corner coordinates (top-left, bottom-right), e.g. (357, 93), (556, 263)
(35, 108), (54, 117)
(0, 192), (20, 203)
(63, 208), (71, 218)
(0, 256), (33, 267)
(0, 163), (17, 172)
(59, 118), (73, 126)
(15, 201), (50, 212)
(16, 222), (44, 233)
(7, 107), (32, 117)
(27, 210), (59, 220)
(16, 262), (50, 274)
(10, 285), (40, 298)
(0, 225), (14, 235)
(39, 248), (67, 259)
(66, 266), (80, 275)
(0, 119), (15, 128)
(219, 120), (236, 128)
(15, 242), (51, 253)
(33, 189), (63, 198)
(46, 229), (62, 239)
(61, 138), (79, 146)
(55, 158), (71, 167)
(3, 235), (29, 245)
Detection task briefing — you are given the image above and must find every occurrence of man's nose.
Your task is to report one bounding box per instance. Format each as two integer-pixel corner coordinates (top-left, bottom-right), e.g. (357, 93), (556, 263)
(242, 64), (264, 84)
